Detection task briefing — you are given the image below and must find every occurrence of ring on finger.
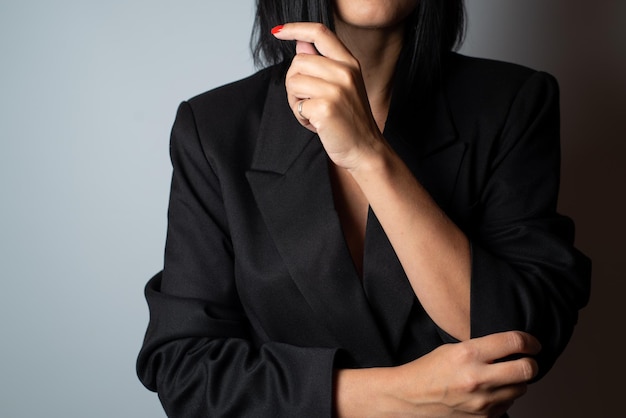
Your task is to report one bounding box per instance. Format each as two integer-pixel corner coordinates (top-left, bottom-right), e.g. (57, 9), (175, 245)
(297, 99), (306, 118)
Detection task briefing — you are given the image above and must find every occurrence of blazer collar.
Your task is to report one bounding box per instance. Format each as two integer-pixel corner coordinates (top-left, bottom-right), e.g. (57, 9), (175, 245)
(247, 73), (314, 175)
(246, 70), (463, 363)
(248, 71), (460, 173)
(246, 76), (393, 365)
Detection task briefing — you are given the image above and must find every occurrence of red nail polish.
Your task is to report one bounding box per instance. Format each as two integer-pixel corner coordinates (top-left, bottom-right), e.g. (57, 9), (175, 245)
(271, 25), (284, 35)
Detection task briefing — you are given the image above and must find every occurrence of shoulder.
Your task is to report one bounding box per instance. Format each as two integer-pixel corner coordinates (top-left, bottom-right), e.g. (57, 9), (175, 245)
(443, 53), (559, 125)
(185, 64), (281, 126)
(446, 52), (557, 93)
(170, 64), (286, 168)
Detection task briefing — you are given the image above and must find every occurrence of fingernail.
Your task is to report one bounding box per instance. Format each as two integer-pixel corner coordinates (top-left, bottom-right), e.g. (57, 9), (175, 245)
(271, 25), (284, 35)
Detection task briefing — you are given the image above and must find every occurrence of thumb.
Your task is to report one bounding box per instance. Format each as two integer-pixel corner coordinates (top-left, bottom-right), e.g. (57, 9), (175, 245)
(296, 40), (319, 55)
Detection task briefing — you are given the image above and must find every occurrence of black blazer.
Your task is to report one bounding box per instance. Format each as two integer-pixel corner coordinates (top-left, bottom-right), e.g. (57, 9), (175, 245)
(137, 53), (591, 417)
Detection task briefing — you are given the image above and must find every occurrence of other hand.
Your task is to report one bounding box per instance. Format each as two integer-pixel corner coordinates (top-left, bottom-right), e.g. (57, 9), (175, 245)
(394, 331), (541, 417)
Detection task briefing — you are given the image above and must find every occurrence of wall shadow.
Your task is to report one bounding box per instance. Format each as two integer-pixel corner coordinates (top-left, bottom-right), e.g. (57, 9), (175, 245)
(461, 1), (626, 416)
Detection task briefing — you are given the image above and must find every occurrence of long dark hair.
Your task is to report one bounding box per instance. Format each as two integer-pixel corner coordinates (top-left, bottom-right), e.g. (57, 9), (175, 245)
(251, 0), (465, 95)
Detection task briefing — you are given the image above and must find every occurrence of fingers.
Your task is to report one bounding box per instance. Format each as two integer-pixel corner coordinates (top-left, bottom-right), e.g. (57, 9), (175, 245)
(398, 334), (539, 417)
(296, 99), (308, 121)
(276, 24), (360, 129)
(283, 46), (364, 129)
(487, 356), (539, 387)
(285, 73), (332, 121)
(458, 331), (540, 390)
(296, 40), (318, 56)
(272, 22), (380, 168)
(286, 54), (348, 95)
(272, 22), (356, 65)
(468, 331), (541, 363)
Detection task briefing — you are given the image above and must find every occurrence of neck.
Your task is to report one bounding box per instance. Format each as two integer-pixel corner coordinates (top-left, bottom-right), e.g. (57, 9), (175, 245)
(334, 22), (405, 128)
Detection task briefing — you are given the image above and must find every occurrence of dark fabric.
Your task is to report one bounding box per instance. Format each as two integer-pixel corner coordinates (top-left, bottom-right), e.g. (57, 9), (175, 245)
(136, 53), (591, 417)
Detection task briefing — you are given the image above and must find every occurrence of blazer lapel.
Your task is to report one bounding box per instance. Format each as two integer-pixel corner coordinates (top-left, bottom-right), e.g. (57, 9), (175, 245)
(245, 73), (466, 362)
(386, 87), (466, 210)
(245, 78), (393, 366)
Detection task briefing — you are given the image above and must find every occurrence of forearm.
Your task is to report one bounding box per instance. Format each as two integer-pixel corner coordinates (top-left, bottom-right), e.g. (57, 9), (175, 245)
(349, 140), (471, 340)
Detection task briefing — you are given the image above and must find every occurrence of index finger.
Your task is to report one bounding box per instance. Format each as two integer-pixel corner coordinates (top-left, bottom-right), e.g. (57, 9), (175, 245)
(272, 22), (354, 65)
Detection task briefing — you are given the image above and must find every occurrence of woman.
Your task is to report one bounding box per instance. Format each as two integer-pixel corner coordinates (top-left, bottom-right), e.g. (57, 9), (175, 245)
(137, 1), (591, 416)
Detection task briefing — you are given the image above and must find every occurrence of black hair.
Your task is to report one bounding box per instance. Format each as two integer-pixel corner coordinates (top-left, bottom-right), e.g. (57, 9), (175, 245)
(250, 0), (465, 95)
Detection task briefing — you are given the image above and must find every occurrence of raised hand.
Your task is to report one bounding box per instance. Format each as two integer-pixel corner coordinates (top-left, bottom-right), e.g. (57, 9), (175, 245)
(272, 23), (385, 171)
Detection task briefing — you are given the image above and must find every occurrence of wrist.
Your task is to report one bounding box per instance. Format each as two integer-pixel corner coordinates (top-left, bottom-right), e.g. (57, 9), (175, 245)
(346, 134), (395, 178)
(334, 366), (414, 418)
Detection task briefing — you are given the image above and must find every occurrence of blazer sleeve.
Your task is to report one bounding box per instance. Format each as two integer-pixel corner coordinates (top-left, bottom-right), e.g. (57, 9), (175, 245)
(468, 72), (591, 378)
(136, 102), (338, 417)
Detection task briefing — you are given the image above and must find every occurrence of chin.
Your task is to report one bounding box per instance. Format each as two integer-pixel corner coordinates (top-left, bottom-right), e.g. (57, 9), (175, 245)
(333, 0), (418, 29)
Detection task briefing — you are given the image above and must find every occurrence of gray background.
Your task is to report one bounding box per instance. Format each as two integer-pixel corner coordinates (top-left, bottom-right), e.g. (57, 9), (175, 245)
(0, 1), (623, 417)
